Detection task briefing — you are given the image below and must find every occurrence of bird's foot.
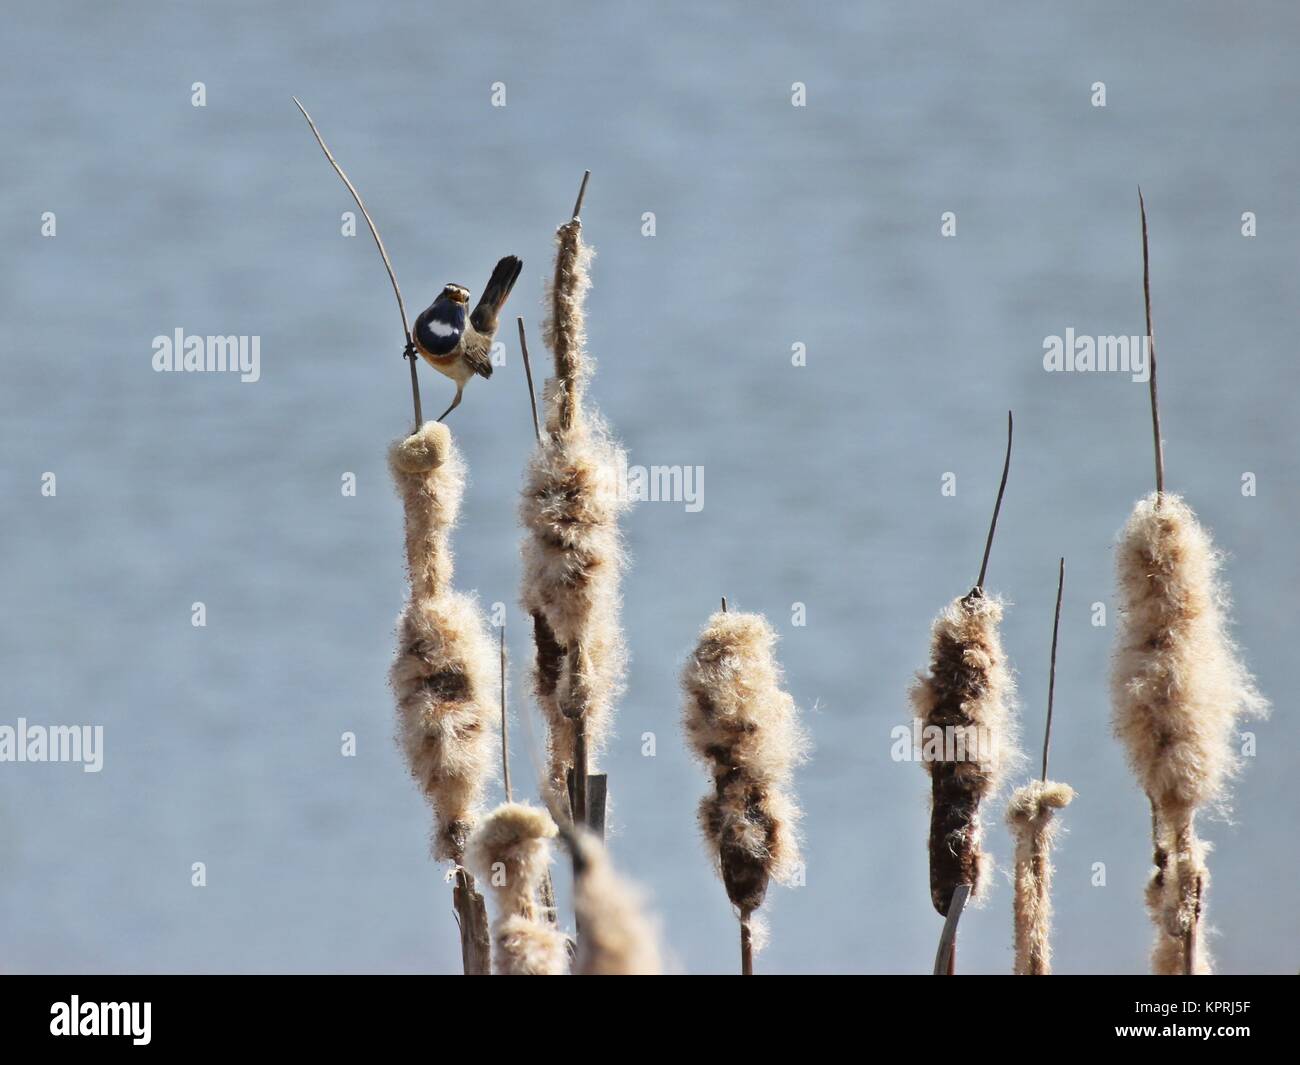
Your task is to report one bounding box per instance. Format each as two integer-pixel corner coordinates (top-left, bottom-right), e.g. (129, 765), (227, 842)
(403, 339), (416, 361)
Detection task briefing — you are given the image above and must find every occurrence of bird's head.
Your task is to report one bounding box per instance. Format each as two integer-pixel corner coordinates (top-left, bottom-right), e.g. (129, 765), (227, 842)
(440, 284), (471, 305)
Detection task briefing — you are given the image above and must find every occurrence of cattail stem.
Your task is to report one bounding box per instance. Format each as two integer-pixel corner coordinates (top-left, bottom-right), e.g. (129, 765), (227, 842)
(975, 410), (1013, 592)
(933, 882), (970, 975)
(538, 869), (559, 927)
(1184, 874), (1203, 976)
(1042, 558), (1064, 781)
(587, 773), (608, 840)
(572, 717), (589, 828)
(500, 625), (512, 804)
(292, 96), (422, 430)
(572, 169), (591, 220)
(453, 868), (491, 975)
(517, 317), (541, 444)
(1139, 188), (1164, 499)
(740, 913), (754, 976)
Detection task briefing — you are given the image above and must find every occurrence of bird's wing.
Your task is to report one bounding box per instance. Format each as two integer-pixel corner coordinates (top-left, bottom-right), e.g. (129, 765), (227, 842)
(462, 338), (494, 380)
(470, 255), (523, 335)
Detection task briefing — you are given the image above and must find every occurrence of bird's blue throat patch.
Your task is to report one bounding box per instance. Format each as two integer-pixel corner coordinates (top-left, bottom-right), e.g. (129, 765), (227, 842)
(415, 298), (466, 356)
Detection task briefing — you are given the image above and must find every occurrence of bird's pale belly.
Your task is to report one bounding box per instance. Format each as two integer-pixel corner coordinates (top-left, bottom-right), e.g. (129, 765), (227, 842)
(418, 348), (474, 385)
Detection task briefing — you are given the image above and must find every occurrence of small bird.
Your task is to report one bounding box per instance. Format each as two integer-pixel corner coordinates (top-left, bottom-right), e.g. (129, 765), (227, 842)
(408, 255), (523, 421)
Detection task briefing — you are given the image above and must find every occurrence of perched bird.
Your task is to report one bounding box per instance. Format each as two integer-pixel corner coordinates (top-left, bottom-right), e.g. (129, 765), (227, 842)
(408, 255), (523, 421)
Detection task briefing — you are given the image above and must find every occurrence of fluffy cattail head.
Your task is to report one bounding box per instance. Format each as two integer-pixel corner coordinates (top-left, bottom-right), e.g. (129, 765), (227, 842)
(493, 915), (568, 976)
(542, 219), (594, 433)
(390, 425), (498, 862)
(570, 830), (663, 976)
(682, 610), (807, 917)
(1006, 779), (1075, 975)
(467, 803), (567, 975)
(521, 210), (628, 799)
(1006, 779), (1074, 825)
(466, 802), (558, 912)
(911, 590), (1020, 914)
(1112, 492), (1267, 821)
(394, 595), (499, 861)
(389, 422), (462, 602)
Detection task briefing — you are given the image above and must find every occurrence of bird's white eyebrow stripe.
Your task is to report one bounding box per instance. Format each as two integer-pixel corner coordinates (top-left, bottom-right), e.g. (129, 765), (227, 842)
(427, 319), (458, 337)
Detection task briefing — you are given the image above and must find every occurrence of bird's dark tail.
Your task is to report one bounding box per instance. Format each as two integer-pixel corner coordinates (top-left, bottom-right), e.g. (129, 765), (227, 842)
(470, 255), (523, 335)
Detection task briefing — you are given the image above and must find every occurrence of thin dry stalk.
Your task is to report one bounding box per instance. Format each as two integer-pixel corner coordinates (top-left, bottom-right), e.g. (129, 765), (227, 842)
(1139, 189), (1164, 497)
(292, 97), (422, 429)
(682, 609), (807, 974)
(975, 411), (1013, 591)
(517, 317), (541, 444)
(500, 625), (511, 803)
(1042, 558), (1065, 780)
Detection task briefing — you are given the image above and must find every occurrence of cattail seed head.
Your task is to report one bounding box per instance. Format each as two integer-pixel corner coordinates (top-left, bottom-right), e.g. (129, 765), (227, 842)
(1006, 779), (1074, 975)
(493, 915), (569, 976)
(682, 610), (807, 918)
(467, 803), (567, 975)
(570, 830), (663, 975)
(466, 803), (557, 912)
(543, 219), (594, 432)
(390, 424), (498, 863)
(911, 591), (1020, 914)
(389, 422), (462, 602)
(521, 215), (627, 798)
(1112, 492), (1267, 822)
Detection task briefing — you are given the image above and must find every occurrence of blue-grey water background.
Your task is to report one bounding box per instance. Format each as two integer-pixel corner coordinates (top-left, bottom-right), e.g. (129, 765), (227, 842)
(2, 1), (1296, 974)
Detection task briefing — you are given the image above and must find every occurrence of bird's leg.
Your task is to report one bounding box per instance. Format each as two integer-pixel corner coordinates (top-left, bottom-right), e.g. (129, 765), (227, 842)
(403, 338), (416, 361)
(436, 386), (464, 423)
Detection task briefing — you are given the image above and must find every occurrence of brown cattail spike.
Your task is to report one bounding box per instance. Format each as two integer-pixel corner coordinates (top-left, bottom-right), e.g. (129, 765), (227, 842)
(912, 592), (1020, 915)
(682, 610), (807, 971)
